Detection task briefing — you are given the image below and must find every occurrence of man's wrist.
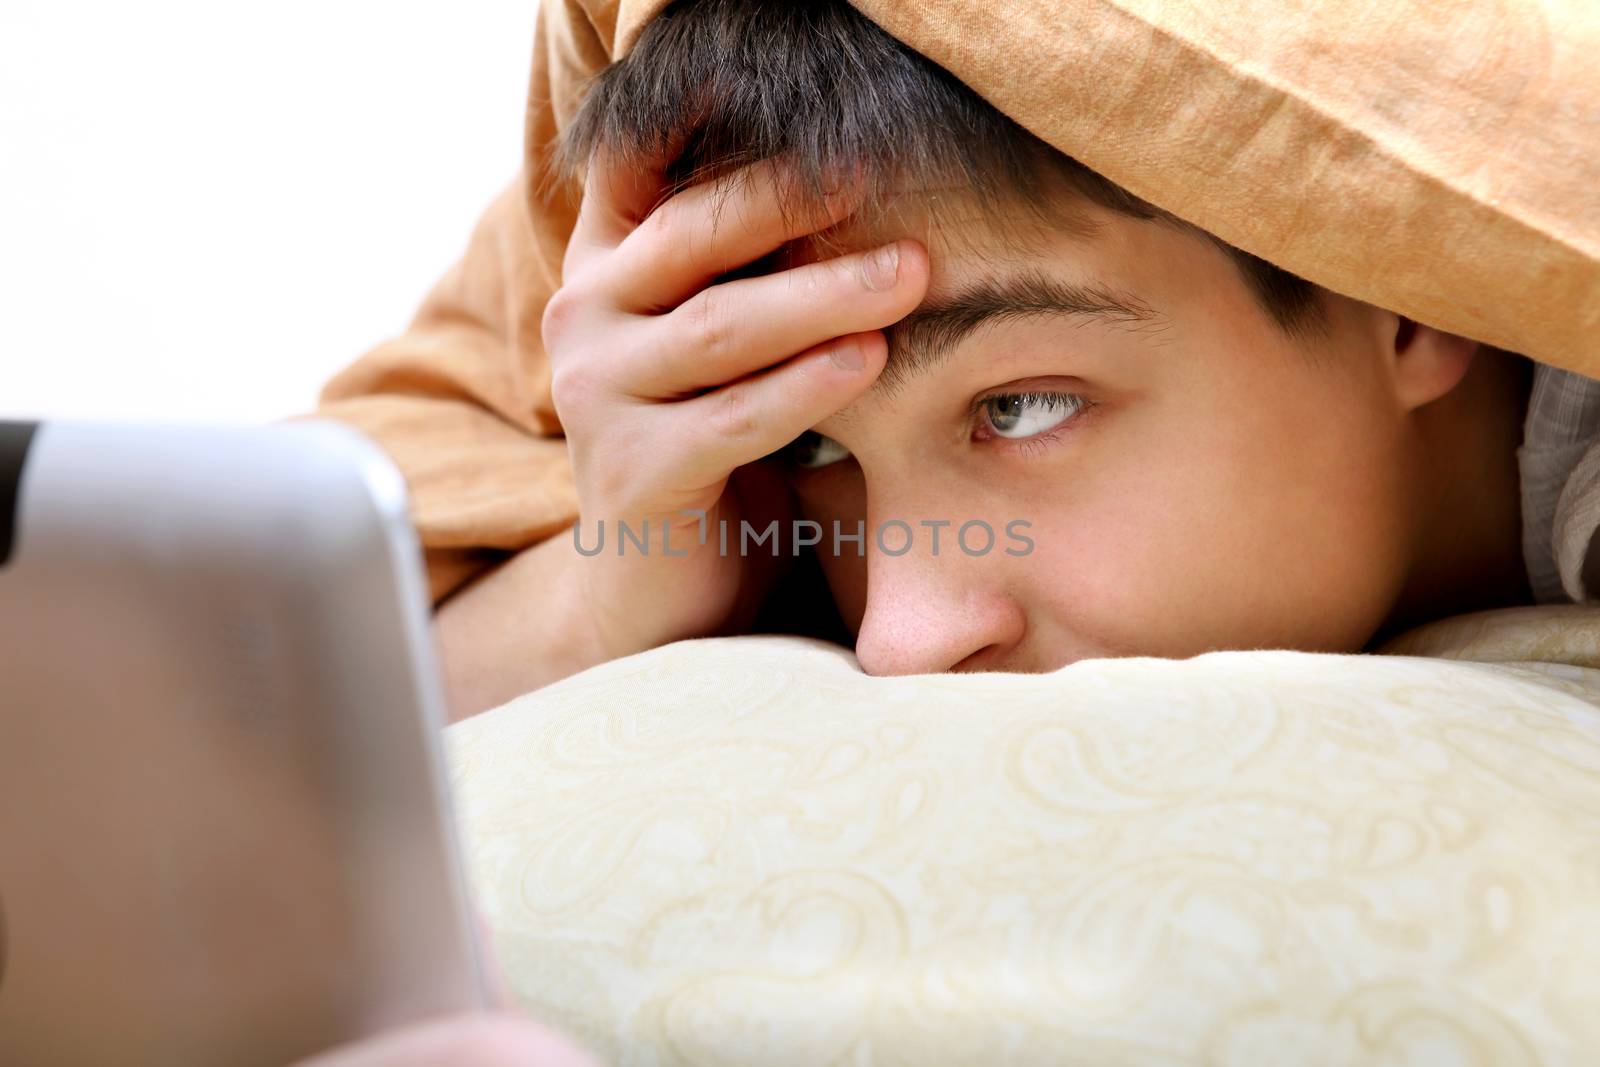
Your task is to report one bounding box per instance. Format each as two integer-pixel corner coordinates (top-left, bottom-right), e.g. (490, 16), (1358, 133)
(433, 528), (614, 719)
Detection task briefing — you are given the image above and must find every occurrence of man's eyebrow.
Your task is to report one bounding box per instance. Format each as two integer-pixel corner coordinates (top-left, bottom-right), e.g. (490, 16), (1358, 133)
(877, 269), (1170, 391)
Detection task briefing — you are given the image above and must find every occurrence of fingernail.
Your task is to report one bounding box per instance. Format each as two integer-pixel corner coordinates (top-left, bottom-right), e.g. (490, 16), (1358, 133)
(830, 337), (865, 372)
(862, 242), (900, 292)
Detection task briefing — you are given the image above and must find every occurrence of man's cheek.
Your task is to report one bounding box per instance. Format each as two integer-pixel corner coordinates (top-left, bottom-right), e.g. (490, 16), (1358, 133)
(1024, 516), (1195, 657)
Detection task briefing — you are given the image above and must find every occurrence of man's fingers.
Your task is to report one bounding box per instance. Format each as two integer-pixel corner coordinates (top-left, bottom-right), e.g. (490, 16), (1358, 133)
(625, 238), (928, 398)
(562, 146), (674, 281)
(673, 330), (889, 487)
(577, 147), (672, 240)
(603, 159), (865, 313)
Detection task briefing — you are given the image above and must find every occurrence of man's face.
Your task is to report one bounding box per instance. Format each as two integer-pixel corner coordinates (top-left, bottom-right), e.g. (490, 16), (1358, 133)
(775, 191), (1424, 675)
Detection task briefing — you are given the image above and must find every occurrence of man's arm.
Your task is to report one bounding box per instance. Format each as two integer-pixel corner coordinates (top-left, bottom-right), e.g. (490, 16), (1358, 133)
(432, 527), (609, 720)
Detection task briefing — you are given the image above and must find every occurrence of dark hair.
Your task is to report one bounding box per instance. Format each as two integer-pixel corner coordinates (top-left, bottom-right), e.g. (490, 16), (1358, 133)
(556, 0), (1324, 338)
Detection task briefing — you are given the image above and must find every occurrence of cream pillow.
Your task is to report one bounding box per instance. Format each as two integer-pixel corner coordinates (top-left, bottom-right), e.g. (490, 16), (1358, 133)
(448, 607), (1600, 1066)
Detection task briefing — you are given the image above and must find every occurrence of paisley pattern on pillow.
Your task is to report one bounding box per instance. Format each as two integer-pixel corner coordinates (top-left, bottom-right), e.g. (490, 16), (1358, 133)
(449, 608), (1600, 1066)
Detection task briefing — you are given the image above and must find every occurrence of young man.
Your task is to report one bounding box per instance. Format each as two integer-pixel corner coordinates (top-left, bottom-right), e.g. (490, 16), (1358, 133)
(319, 0), (1586, 720)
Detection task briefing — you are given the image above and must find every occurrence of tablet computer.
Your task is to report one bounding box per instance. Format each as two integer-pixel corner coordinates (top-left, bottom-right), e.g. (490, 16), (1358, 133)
(0, 419), (490, 1066)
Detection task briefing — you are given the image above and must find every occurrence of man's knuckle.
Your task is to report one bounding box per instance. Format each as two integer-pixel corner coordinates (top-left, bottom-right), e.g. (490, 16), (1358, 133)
(684, 287), (734, 361)
(549, 361), (599, 416)
(708, 386), (758, 440)
(541, 284), (587, 348)
(638, 200), (679, 247)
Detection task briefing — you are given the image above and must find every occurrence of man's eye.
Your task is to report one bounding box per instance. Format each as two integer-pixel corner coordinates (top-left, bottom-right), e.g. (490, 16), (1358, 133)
(980, 392), (1088, 439)
(787, 430), (851, 469)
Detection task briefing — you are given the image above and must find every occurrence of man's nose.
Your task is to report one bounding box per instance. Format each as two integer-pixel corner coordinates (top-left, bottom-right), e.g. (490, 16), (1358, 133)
(851, 538), (1026, 676)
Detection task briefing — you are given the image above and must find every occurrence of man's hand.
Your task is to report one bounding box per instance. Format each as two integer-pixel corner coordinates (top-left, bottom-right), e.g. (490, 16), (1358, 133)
(435, 157), (928, 717)
(545, 155), (928, 660)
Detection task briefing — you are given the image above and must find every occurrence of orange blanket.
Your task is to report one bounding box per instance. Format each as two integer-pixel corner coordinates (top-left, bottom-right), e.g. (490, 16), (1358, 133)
(314, 0), (1600, 604)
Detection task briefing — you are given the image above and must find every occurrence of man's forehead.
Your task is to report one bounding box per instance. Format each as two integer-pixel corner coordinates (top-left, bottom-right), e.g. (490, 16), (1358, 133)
(776, 180), (1106, 272)
(746, 182), (1175, 401)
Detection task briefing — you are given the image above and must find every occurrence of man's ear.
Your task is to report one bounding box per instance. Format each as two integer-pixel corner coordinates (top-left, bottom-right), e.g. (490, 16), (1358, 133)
(1387, 313), (1479, 413)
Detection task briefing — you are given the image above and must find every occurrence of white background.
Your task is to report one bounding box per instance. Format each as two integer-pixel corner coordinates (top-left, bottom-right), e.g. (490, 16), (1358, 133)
(0, 1), (538, 424)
